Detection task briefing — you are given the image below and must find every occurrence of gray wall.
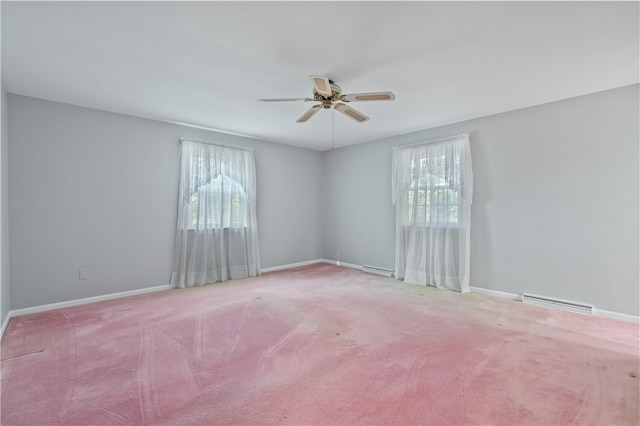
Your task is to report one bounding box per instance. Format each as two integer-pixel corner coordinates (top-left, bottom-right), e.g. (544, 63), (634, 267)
(6, 86), (639, 317)
(1, 86), (9, 325)
(322, 85), (639, 316)
(7, 95), (322, 309)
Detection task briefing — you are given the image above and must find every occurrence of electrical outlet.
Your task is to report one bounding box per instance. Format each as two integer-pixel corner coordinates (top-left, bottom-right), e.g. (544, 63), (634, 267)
(79, 269), (88, 280)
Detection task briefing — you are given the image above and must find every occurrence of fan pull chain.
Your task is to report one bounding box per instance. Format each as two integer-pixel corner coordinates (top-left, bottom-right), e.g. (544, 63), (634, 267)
(332, 108), (335, 151)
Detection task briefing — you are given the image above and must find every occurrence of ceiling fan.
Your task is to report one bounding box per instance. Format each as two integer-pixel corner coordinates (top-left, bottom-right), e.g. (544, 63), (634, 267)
(259, 75), (395, 123)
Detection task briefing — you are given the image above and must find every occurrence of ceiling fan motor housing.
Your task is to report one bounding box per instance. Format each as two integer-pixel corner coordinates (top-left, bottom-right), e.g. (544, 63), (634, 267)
(314, 81), (343, 108)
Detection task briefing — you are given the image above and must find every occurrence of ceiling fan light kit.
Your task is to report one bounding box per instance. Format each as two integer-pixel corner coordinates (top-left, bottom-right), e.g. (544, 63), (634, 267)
(259, 75), (395, 124)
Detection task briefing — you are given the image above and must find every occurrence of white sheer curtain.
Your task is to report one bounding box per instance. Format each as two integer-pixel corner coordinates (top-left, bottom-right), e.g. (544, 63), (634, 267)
(171, 140), (260, 288)
(392, 134), (472, 292)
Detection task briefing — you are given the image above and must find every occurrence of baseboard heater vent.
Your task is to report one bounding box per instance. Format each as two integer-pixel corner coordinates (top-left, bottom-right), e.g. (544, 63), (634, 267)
(522, 293), (594, 315)
(362, 265), (394, 277)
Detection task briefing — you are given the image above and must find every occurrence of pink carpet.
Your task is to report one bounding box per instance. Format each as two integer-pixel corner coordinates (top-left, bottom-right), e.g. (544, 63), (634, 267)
(2, 263), (638, 425)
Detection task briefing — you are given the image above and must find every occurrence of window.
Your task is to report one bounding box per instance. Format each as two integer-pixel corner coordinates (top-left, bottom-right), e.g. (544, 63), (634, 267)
(171, 140), (260, 288)
(407, 185), (460, 225)
(186, 166), (248, 229)
(405, 154), (461, 226)
(178, 143), (256, 231)
(392, 134), (473, 292)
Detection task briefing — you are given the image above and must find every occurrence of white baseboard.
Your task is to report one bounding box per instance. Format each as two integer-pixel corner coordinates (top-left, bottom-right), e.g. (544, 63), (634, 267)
(1, 313), (10, 340)
(470, 285), (521, 301)
(320, 259), (362, 271)
(470, 285), (639, 324)
(2, 284), (173, 338)
(261, 259), (325, 273)
(593, 308), (639, 324)
(261, 259), (363, 273)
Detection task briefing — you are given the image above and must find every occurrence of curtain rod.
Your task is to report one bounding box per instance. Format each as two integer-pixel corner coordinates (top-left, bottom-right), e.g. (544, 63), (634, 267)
(179, 137), (254, 152)
(394, 133), (469, 150)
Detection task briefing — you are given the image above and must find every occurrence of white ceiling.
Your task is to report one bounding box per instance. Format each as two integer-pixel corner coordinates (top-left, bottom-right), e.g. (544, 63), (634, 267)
(2, 1), (638, 151)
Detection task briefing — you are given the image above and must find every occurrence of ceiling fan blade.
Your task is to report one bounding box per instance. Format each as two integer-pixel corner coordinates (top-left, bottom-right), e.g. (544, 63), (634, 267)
(340, 92), (396, 102)
(258, 97), (312, 102)
(296, 104), (322, 123)
(334, 103), (369, 123)
(309, 75), (333, 97)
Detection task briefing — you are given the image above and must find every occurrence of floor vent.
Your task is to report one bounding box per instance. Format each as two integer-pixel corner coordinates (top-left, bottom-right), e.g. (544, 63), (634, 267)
(362, 265), (394, 277)
(522, 293), (594, 315)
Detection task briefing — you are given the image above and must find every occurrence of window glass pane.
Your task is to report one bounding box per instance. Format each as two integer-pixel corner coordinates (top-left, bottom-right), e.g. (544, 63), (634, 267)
(405, 154), (461, 226)
(186, 163), (248, 229)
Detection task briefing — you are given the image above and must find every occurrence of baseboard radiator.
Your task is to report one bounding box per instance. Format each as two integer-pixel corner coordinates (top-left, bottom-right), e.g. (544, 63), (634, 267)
(522, 293), (594, 315)
(362, 265), (394, 277)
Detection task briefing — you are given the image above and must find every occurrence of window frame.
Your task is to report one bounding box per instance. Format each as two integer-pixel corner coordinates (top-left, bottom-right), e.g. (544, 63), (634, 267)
(183, 155), (251, 231)
(402, 150), (463, 228)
